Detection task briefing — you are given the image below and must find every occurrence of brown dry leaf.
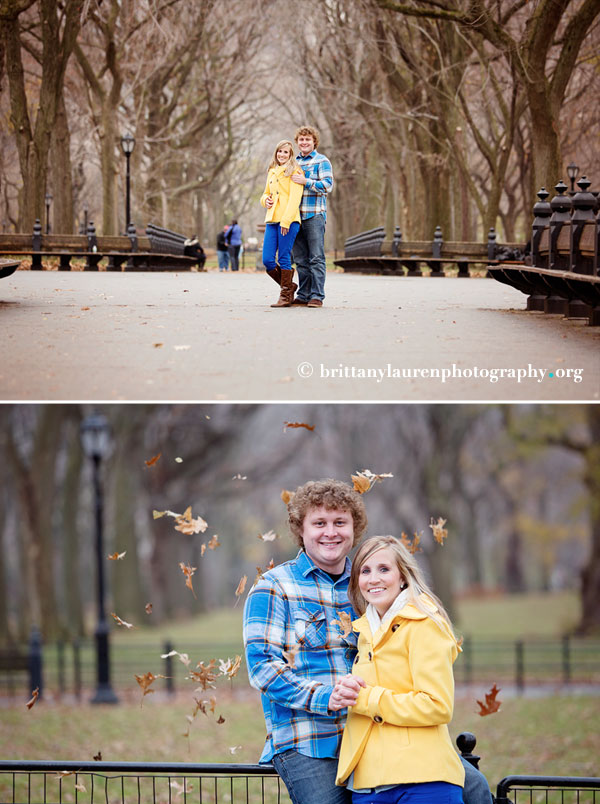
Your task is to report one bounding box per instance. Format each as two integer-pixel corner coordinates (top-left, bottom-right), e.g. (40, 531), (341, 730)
(258, 529), (279, 542)
(219, 655), (242, 679)
(153, 343), (163, 348)
(175, 506), (208, 535)
(400, 532), (422, 554)
(430, 517), (448, 545)
(189, 659), (218, 690)
(134, 671), (167, 705)
(145, 453), (161, 467)
(54, 771), (76, 780)
(111, 612), (135, 629)
(232, 473), (247, 480)
(170, 780), (193, 796)
(351, 469), (394, 494)
(476, 683), (502, 716)
(332, 611), (353, 638)
(75, 784), (87, 793)
(282, 644), (299, 668)
(235, 575), (247, 599)
(351, 474), (371, 494)
(284, 421), (315, 432)
(26, 687), (40, 710)
(93, 752), (102, 761)
(207, 534), (220, 550)
(200, 543), (207, 557)
(281, 489), (293, 505)
(179, 563), (197, 598)
(107, 551), (126, 560)
(161, 649), (191, 667)
(254, 558), (275, 585)
(229, 745), (243, 755)
(145, 603), (153, 615)
(216, 715), (225, 724)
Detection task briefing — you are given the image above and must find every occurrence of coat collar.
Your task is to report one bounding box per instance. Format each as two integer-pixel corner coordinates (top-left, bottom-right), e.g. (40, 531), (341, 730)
(353, 594), (438, 635)
(296, 549), (351, 581)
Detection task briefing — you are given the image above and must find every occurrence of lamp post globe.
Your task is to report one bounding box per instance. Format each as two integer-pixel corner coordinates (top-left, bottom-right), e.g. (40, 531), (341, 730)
(80, 413), (119, 704)
(566, 162), (579, 195)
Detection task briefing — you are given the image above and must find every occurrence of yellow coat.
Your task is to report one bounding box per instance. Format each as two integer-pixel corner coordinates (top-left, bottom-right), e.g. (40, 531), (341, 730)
(260, 165), (303, 230)
(336, 598), (465, 791)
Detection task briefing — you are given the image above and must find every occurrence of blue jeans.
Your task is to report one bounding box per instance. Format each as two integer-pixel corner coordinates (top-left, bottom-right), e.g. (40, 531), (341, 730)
(292, 213), (326, 301)
(217, 250), (229, 271)
(272, 750), (351, 804)
(461, 759), (493, 804)
(262, 221), (300, 272)
(228, 245), (240, 271)
(352, 782), (463, 804)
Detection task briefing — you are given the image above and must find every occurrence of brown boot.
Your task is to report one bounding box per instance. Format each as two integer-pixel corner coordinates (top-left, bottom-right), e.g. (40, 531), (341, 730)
(267, 265), (297, 296)
(271, 269), (295, 307)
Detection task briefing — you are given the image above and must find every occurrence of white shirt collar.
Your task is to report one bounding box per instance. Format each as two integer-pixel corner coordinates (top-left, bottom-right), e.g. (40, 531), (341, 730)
(365, 585), (419, 636)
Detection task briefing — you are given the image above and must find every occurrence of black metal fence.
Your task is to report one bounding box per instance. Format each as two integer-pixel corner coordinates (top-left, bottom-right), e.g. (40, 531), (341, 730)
(496, 775), (600, 804)
(1, 635), (599, 699)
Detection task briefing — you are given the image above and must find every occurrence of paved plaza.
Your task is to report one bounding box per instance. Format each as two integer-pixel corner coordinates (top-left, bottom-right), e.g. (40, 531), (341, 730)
(1, 270), (598, 401)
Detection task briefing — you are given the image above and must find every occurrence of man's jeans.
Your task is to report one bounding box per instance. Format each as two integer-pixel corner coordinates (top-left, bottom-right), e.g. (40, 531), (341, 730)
(462, 758), (493, 804)
(292, 213), (326, 301)
(272, 750), (350, 804)
(217, 250), (229, 271)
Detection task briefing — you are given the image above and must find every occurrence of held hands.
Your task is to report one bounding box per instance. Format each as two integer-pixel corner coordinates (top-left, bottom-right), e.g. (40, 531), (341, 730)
(328, 674), (366, 711)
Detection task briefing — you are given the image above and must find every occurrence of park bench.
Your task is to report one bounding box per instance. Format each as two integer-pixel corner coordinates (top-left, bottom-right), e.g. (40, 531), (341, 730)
(334, 225), (524, 278)
(487, 178), (600, 326)
(0, 631), (43, 697)
(146, 222), (206, 270)
(0, 220), (205, 272)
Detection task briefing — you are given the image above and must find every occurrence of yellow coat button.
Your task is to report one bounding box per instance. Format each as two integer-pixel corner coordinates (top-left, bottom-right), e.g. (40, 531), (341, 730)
(373, 715), (383, 723)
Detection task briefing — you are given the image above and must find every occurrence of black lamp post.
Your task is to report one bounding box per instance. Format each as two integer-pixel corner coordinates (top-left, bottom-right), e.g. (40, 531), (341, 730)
(566, 162), (579, 195)
(120, 132), (136, 231)
(45, 192), (52, 234)
(80, 414), (119, 705)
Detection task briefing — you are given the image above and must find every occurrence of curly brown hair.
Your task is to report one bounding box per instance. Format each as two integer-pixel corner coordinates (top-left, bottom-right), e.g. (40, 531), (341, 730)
(294, 125), (320, 150)
(287, 478), (367, 549)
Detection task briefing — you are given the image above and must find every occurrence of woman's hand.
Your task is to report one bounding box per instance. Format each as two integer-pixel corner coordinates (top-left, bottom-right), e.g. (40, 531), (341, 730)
(265, 195), (274, 208)
(328, 674), (366, 711)
(280, 226), (289, 236)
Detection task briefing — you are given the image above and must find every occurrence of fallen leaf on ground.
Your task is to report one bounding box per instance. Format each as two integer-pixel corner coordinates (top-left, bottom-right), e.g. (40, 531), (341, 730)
(284, 421), (315, 432)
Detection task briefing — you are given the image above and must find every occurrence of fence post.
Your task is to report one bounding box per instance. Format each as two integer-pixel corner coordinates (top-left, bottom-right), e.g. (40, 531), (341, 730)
(562, 635), (571, 684)
(73, 639), (82, 701)
(164, 641), (175, 696)
(29, 626), (43, 699)
(31, 219), (43, 270)
(515, 640), (524, 695)
(57, 640), (65, 697)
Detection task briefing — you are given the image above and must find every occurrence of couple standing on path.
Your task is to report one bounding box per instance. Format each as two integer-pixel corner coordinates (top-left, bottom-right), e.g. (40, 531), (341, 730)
(261, 125), (333, 308)
(243, 479), (494, 804)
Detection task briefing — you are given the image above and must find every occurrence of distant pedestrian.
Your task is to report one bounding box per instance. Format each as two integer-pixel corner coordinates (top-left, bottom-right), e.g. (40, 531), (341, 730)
(217, 225), (230, 272)
(226, 218), (242, 271)
(261, 139), (304, 307)
(291, 125), (333, 307)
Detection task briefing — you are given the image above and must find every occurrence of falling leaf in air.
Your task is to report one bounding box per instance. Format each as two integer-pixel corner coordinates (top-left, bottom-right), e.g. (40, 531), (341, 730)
(175, 506), (208, 535)
(111, 612), (135, 629)
(75, 784), (87, 793)
(54, 771), (76, 780)
(400, 532), (422, 554)
(258, 529), (279, 542)
(351, 474), (371, 494)
(332, 611), (353, 637)
(200, 544), (207, 557)
(235, 575), (247, 601)
(207, 534), (220, 550)
(281, 489), (293, 504)
(161, 649), (191, 667)
(175, 457), (183, 463)
(476, 683), (502, 716)
(232, 473), (247, 480)
(93, 752), (102, 761)
(219, 655), (242, 679)
(282, 644), (299, 668)
(229, 745), (242, 755)
(254, 559), (275, 584)
(189, 660), (218, 690)
(284, 421), (315, 432)
(145, 603), (153, 614)
(107, 551), (126, 560)
(351, 469), (394, 494)
(145, 453), (162, 467)
(216, 715), (225, 724)
(430, 517), (448, 545)
(135, 671), (167, 705)
(170, 780), (193, 796)
(26, 687), (40, 710)
(179, 563), (197, 598)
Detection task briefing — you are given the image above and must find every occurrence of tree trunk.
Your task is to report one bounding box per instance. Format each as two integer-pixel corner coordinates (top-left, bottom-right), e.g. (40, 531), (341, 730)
(577, 407), (600, 634)
(61, 412), (85, 638)
(50, 93), (74, 233)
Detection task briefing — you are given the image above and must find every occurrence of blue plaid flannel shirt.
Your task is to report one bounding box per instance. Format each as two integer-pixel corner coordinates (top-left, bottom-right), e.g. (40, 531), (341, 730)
(243, 550), (357, 762)
(296, 150), (334, 222)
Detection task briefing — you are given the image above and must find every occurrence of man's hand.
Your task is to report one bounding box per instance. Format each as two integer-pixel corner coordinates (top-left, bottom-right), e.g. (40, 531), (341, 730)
(291, 173), (308, 185)
(265, 195), (274, 208)
(328, 674), (366, 711)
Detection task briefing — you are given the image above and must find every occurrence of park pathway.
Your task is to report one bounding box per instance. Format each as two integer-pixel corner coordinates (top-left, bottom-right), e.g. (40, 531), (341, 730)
(1, 270), (598, 401)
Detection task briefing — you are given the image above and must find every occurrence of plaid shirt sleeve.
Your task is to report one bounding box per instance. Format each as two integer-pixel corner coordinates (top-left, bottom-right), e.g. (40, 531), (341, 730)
(243, 574), (333, 716)
(305, 155), (333, 196)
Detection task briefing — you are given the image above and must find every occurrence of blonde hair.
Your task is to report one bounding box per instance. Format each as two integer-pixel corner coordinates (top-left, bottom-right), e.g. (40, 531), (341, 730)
(348, 535), (454, 634)
(269, 140), (301, 177)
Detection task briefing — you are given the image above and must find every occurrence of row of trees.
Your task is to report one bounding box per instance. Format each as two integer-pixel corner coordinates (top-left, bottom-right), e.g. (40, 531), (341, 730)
(1, 0), (598, 245)
(0, 403), (598, 645)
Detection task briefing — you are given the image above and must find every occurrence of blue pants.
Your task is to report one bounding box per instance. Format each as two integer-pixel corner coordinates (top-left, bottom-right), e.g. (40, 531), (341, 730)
(352, 782), (463, 804)
(292, 212), (326, 300)
(262, 221), (300, 272)
(272, 750), (350, 804)
(217, 250), (229, 271)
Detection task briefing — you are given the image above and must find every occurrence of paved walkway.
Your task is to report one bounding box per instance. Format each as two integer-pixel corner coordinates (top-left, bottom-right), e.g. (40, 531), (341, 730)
(1, 270), (598, 401)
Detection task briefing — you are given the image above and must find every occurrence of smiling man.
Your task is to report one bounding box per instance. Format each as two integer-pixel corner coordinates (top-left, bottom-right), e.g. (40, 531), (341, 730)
(243, 479), (367, 804)
(290, 125), (334, 307)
